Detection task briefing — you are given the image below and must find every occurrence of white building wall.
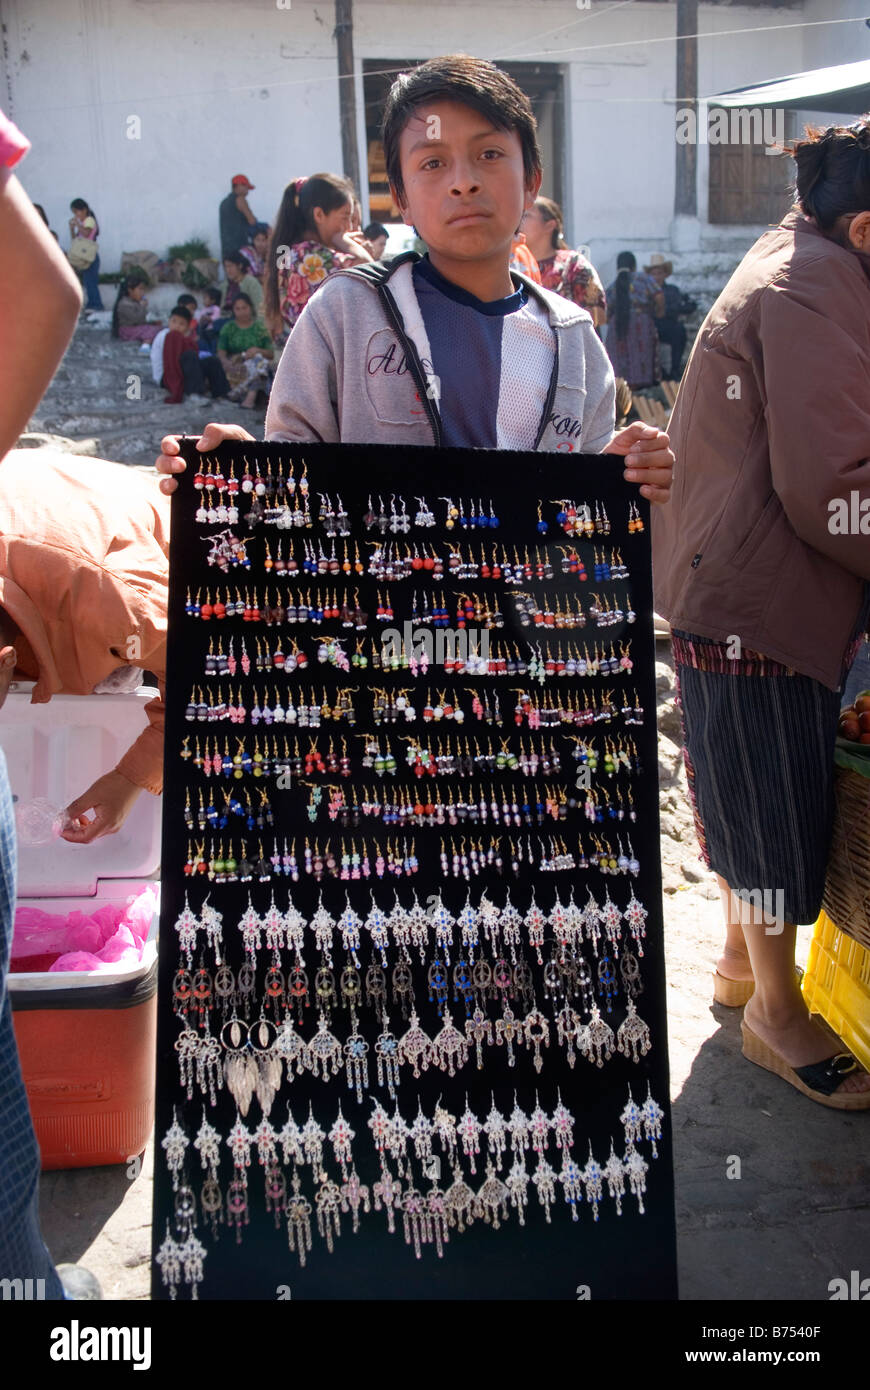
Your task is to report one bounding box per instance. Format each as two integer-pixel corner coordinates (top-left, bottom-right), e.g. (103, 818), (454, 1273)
(2, 0), (846, 286)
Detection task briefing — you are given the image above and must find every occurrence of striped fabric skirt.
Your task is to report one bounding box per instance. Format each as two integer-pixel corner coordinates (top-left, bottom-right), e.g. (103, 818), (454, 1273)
(671, 631), (842, 926)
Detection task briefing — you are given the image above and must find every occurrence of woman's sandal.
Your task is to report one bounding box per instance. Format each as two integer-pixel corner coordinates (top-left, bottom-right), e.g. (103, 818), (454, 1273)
(740, 1019), (870, 1111)
(713, 964), (803, 1008)
(713, 971), (754, 1007)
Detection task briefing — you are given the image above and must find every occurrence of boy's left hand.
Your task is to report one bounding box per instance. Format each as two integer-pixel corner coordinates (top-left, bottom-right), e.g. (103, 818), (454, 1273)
(603, 422), (674, 505)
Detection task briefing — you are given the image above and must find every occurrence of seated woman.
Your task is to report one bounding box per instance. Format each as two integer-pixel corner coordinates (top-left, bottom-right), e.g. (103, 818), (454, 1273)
(222, 250), (264, 320)
(0, 448), (169, 842)
(111, 270), (162, 343)
(239, 223), (270, 282)
(217, 292), (275, 408)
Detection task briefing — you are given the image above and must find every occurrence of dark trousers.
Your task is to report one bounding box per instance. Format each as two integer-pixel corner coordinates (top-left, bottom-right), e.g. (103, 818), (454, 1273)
(656, 318), (686, 378)
(178, 351), (230, 397)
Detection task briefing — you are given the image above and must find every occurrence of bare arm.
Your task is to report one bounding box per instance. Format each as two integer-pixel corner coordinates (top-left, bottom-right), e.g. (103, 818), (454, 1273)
(236, 193), (257, 227)
(0, 167), (82, 461)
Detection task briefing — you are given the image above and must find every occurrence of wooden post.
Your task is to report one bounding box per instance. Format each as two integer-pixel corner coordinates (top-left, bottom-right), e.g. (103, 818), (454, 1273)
(674, 0), (698, 218)
(334, 0), (361, 196)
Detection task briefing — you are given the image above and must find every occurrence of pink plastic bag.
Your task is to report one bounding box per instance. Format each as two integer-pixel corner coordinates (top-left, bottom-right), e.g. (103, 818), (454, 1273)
(13, 885), (157, 972)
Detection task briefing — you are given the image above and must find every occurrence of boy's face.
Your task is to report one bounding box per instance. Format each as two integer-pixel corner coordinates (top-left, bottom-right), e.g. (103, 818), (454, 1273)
(393, 99), (540, 263)
(168, 314), (188, 334)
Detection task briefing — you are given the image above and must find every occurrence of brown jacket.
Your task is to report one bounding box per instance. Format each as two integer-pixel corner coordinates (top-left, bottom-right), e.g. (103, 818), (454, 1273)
(652, 209), (870, 690)
(0, 449), (169, 792)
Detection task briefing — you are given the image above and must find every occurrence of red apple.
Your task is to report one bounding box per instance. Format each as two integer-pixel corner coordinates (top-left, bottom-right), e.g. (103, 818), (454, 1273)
(860, 732), (870, 745)
(855, 694), (870, 715)
(840, 716), (861, 741)
(859, 711), (870, 733)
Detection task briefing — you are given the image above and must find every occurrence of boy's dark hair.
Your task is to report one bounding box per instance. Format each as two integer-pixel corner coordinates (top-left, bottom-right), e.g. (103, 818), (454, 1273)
(204, 286), (222, 304)
(364, 221), (389, 240)
(382, 55), (541, 203)
(177, 293), (197, 308)
(223, 250), (248, 269)
(232, 292), (255, 311)
(169, 304), (193, 323)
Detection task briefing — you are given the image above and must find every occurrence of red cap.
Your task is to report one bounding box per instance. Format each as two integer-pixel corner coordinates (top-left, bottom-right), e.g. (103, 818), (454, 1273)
(231, 174), (254, 189)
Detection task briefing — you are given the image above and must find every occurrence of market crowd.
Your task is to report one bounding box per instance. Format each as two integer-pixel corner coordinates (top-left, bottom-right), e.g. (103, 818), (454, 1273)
(0, 53), (869, 1305)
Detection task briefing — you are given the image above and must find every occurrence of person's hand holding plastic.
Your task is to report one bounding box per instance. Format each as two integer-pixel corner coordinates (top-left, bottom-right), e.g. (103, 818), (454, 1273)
(61, 770), (142, 843)
(602, 422), (674, 506)
(155, 421), (257, 495)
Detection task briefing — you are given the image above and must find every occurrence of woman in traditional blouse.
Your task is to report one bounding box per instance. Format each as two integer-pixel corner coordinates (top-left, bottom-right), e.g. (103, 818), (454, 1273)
(263, 172), (372, 345)
(520, 196), (606, 327)
(605, 252), (663, 389)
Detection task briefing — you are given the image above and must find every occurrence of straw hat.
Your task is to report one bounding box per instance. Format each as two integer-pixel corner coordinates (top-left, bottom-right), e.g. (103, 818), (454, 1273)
(644, 252), (673, 276)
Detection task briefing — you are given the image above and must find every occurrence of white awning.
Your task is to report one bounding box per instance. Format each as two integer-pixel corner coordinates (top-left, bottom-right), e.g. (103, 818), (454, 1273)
(709, 59), (870, 115)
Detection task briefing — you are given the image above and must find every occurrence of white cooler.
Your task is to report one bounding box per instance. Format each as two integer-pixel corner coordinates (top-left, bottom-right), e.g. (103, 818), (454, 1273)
(3, 683), (161, 1168)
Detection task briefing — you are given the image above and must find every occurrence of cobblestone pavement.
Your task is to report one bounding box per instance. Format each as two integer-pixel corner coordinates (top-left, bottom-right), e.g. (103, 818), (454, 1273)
(30, 321), (870, 1298)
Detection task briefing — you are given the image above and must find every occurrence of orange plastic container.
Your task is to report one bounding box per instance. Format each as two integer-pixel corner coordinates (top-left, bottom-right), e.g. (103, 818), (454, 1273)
(10, 946), (157, 1170)
(2, 685), (162, 1169)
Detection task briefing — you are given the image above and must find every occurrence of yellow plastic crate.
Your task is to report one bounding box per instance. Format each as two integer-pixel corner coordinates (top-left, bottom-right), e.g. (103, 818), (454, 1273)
(802, 910), (870, 1071)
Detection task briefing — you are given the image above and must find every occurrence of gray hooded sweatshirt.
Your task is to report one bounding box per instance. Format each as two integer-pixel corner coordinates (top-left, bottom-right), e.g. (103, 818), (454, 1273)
(265, 251), (616, 454)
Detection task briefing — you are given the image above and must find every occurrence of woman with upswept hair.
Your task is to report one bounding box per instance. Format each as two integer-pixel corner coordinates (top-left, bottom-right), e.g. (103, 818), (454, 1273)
(653, 119), (870, 1109)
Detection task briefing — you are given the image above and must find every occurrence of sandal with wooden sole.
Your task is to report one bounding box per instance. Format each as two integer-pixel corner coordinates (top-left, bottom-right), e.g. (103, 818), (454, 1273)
(713, 964), (803, 1008)
(713, 971), (754, 1007)
(740, 1019), (870, 1111)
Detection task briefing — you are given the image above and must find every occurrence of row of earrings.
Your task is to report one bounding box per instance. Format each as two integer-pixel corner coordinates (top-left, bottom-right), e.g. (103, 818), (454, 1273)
(186, 685), (360, 727)
(374, 638), (636, 680)
(363, 495), (438, 533)
(171, 884), (648, 977)
(320, 783), (635, 829)
(179, 831), (641, 886)
(512, 688), (643, 726)
(567, 735), (642, 776)
(512, 591), (636, 630)
(436, 543), (630, 584)
(192, 456), (309, 498)
(185, 587), (369, 627)
(185, 787), (274, 833)
(376, 734), (563, 778)
(535, 498), (644, 536)
(301, 781), (570, 829)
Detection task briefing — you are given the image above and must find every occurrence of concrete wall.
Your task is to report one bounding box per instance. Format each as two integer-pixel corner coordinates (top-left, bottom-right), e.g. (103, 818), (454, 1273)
(1, 0), (858, 287)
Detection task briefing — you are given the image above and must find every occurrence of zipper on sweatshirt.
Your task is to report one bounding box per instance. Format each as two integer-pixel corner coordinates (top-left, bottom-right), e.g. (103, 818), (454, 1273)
(378, 283), (443, 447)
(533, 331), (560, 451)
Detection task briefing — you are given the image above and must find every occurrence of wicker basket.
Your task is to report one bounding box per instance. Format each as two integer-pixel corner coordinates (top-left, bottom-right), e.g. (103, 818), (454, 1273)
(821, 765), (870, 951)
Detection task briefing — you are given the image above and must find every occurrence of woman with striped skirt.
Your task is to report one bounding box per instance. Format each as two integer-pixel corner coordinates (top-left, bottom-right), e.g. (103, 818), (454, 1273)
(652, 121), (870, 1109)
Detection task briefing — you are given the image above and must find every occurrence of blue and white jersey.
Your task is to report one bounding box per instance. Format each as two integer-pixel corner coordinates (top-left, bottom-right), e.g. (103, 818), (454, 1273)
(411, 256), (556, 451)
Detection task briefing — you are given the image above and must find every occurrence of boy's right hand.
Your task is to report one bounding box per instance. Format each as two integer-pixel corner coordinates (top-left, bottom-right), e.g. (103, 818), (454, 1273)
(156, 422), (257, 494)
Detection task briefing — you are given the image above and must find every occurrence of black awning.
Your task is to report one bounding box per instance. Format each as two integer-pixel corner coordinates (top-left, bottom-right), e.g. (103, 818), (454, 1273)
(709, 58), (870, 115)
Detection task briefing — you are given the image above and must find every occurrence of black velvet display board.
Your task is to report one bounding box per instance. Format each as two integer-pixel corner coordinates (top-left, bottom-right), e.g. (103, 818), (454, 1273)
(151, 441), (677, 1301)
